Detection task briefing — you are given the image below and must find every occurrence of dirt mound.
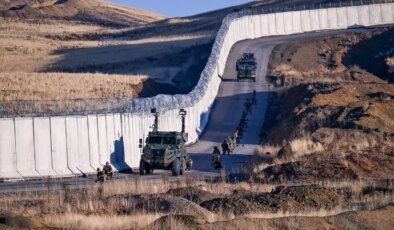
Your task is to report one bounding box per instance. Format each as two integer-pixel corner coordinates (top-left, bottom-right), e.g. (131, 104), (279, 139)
(201, 185), (344, 216)
(0, 0), (165, 27)
(264, 81), (394, 145)
(167, 187), (219, 204)
(199, 205), (394, 230)
(107, 193), (215, 221)
(146, 214), (206, 230)
(0, 212), (36, 229)
(268, 28), (392, 87)
(201, 197), (261, 216)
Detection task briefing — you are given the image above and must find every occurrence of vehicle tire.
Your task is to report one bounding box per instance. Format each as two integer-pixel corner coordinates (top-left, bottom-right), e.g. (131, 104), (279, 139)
(179, 158), (186, 175)
(171, 158), (180, 176)
(139, 159), (146, 175)
(146, 164), (153, 174)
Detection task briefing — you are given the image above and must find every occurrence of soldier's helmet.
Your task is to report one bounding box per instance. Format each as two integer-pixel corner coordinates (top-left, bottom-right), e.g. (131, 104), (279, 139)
(97, 167), (101, 172)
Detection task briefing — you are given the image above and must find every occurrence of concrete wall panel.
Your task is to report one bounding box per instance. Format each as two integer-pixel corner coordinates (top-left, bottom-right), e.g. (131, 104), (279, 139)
(106, 114), (115, 166)
(254, 14), (262, 37)
(381, 3), (393, 23)
(337, 7), (348, 28)
(113, 113), (128, 170)
(268, 13), (276, 35)
(260, 15), (269, 35)
(65, 117), (79, 174)
(15, 118), (39, 177)
(97, 115), (108, 166)
(50, 117), (72, 175)
(0, 119), (19, 179)
(369, 4), (382, 25)
(310, 10), (320, 31)
(327, 8), (339, 29)
(33, 117), (56, 176)
(77, 116), (94, 173)
(291, 11), (302, 32)
(283, 12), (293, 34)
(318, 9), (329, 29)
(275, 13), (285, 34)
(129, 114), (142, 168)
(121, 114), (131, 167)
(358, 5), (370, 26)
(300, 10), (311, 31)
(87, 115), (100, 169)
(347, 7), (359, 26)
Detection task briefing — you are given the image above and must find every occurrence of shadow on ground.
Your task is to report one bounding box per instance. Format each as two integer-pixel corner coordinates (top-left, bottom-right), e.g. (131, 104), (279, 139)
(42, 38), (214, 97)
(343, 28), (394, 83)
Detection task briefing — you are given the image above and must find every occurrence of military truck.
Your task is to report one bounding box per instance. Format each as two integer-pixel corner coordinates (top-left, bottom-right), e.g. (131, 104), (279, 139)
(236, 53), (257, 82)
(139, 108), (190, 176)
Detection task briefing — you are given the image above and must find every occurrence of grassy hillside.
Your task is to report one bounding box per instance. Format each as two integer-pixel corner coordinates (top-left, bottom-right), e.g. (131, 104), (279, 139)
(0, 0), (166, 27)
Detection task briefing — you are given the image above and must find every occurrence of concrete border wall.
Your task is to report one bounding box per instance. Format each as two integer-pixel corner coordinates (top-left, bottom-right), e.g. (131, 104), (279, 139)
(1, 3), (393, 180)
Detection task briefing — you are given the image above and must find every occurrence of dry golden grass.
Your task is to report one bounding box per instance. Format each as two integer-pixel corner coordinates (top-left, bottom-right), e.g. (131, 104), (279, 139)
(289, 138), (324, 157)
(1, 176), (393, 229)
(44, 213), (163, 230)
(0, 72), (147, 101)
(311, 83), (394, 107)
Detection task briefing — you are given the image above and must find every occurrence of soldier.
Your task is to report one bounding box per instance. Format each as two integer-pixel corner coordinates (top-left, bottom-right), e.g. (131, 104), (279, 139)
(211, 150), (222, 170)
(186, 156), (193, 171)
(221, 139), (229, 155)
(95, 167), (105, 184)
(252, 90), (257, 105)
(244, 98), (252, 114)
(212, 146), (221, 155)
(226, 136), (234, 154)
(233, 129), (239, 144)
(103, 162), (113, 180)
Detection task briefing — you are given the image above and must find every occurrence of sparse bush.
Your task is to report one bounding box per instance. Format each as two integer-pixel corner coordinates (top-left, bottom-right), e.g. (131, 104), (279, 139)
(289, 138), (324, 157)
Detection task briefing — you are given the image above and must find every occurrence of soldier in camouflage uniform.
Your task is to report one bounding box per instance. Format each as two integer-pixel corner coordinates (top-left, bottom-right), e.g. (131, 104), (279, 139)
(226, 136), (235, 154)
(211, 147), (222, 169)
(221, 140), (230, 155)
(95, 167), (105, 184)
(103, 162), (113, 180)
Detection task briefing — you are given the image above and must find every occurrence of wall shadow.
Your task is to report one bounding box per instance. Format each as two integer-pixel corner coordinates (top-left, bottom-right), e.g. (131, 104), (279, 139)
(43, 38), (213, 96)
(110, 137), (132, 172)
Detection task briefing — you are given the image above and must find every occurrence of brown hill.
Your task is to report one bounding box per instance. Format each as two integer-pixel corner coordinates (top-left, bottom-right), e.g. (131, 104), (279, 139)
(0, 0), (166, 27)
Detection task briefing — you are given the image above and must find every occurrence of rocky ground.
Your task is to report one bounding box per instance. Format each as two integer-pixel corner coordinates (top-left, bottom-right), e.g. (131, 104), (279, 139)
(254, 27), (394, 184)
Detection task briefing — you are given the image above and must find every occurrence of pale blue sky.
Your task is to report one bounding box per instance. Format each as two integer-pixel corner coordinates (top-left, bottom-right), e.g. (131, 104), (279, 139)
(108, 0), (253, 17)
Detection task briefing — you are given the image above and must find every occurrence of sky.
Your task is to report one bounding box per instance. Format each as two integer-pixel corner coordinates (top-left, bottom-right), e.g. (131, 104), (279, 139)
(108, 0), (253, 17)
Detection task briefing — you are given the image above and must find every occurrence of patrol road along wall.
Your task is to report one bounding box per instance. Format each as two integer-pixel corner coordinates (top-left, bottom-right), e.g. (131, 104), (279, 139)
(1, 3), (393, 180)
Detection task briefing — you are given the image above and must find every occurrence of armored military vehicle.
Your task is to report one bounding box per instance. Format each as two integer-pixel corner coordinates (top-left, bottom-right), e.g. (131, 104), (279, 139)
(139, 108), (190, 176)
(236, 53), (257, 82)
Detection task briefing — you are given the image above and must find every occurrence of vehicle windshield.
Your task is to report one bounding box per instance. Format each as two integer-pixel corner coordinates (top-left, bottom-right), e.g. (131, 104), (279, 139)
(163, 137), (176, 145)
(147, 136), (176, 145)
(147, 136), (162, 144)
